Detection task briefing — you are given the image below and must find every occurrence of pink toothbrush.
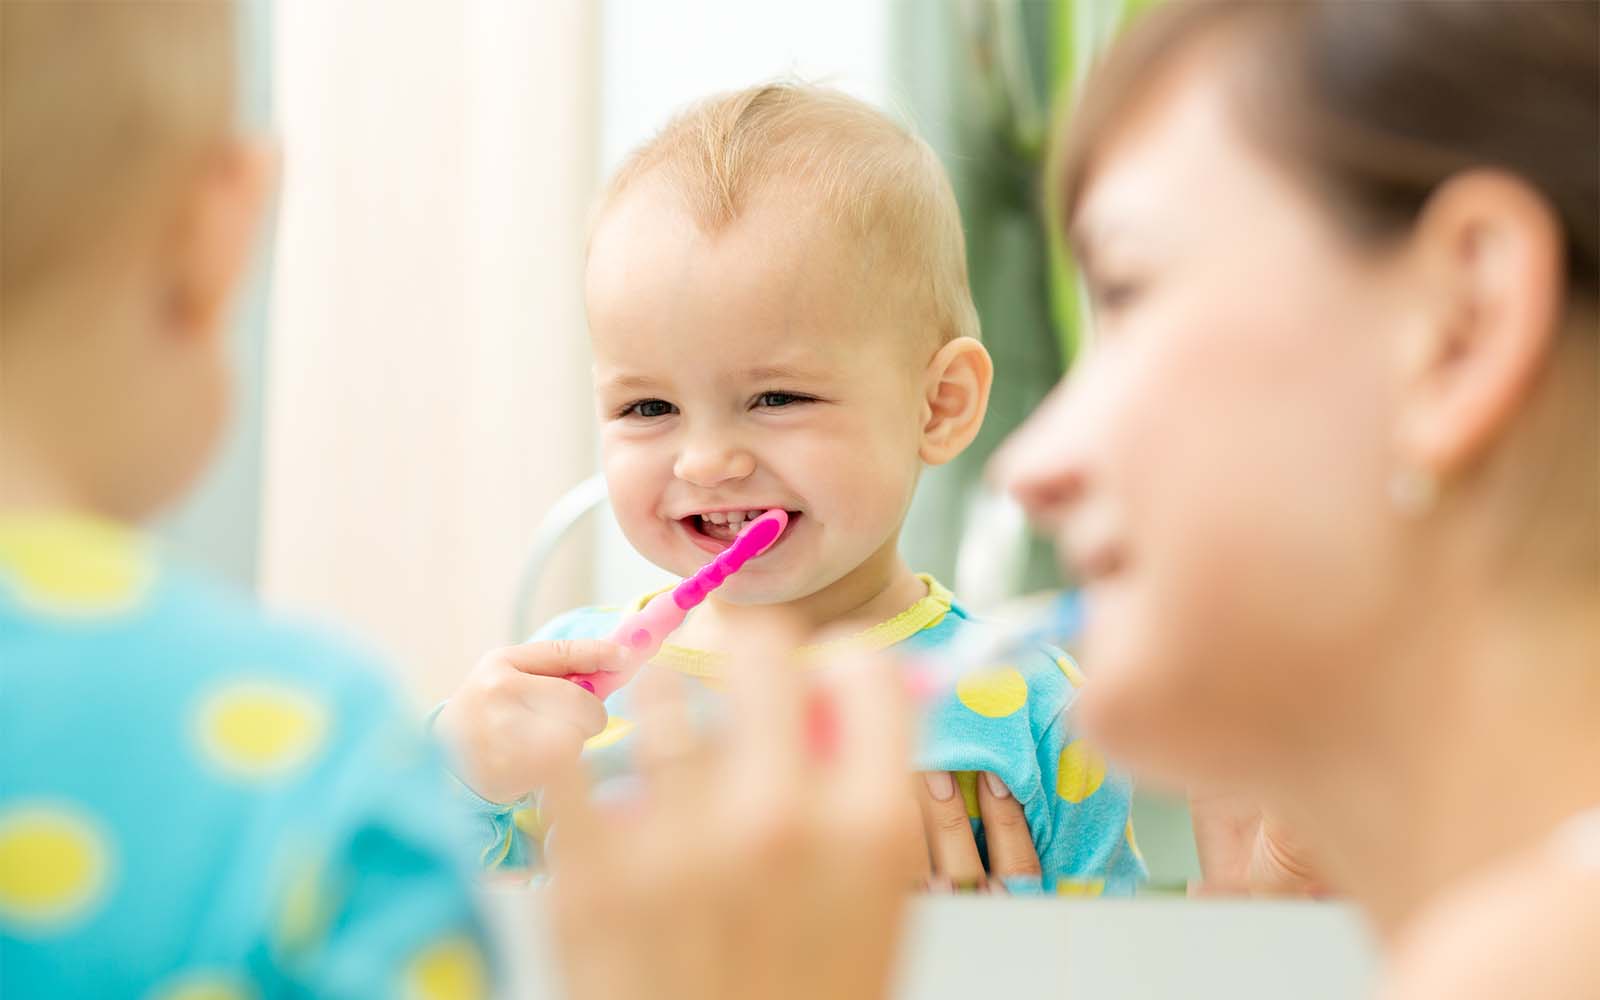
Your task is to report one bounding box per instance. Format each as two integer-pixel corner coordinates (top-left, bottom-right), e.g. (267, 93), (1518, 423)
(564, 509), (789, 701)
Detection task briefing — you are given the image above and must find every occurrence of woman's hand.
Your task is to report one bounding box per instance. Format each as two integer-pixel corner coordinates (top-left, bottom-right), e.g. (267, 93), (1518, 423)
(541, 634), (922, 1000)
(435, 640), (618, 803)
(915, 770), (1040, 890)
(1188, 787), (1326, 896)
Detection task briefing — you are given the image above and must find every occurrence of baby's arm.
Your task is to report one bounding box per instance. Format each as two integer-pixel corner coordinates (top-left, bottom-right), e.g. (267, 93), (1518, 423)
(1032, 652), (1146, 894)
(435, 611), (621, 867)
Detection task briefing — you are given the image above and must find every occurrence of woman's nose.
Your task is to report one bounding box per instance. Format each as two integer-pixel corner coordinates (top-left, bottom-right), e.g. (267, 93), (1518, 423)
(990, 379), (1087, 527)
(673, 435), (757, 488)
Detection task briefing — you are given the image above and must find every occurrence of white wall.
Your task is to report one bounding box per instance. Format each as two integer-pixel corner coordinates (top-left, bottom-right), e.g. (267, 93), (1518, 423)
(263, 1), (599, 701)
(589, 0), (895, 605)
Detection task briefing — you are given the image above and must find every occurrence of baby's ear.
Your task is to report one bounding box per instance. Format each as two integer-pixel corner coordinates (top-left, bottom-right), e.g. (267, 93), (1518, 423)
(918, 336), (993, 465)
(165, 136), (277, 345)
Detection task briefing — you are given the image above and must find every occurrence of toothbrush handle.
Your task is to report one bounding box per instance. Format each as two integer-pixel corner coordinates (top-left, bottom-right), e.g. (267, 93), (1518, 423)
(562, 510), (787, 701)
(562, 590), (685, 701)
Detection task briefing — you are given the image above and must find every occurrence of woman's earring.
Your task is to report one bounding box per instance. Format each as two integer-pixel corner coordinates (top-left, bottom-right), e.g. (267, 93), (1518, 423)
(1388, 465), (1439, 517)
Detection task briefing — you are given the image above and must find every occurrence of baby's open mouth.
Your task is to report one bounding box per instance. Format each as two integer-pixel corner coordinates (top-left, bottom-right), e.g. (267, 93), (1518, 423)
(682, 509), (801, 547)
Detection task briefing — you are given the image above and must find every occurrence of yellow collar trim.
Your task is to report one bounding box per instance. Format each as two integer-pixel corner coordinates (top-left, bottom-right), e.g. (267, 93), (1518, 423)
(0, 509), (155, 615)
(630, 573), (953, 679)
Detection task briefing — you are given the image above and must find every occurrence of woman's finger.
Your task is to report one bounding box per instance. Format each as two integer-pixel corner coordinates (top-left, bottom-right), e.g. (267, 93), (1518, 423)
(821, 657), (923, 886)
(724, 611), (807, 794)
(632, 668), (713, 807)
(916, 770), (986, 888)
(494, 639), (626, 677)
(540, 746), (605, 873)
(976, 771), (1041, 882)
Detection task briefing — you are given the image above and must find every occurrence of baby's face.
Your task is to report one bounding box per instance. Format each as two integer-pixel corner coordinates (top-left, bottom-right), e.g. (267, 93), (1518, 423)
(586, 177), (929, 605)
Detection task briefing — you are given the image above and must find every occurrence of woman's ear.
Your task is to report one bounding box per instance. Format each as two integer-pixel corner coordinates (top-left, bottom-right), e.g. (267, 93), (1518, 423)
(166, 136), (278, 344)
(1395, 170), (1565, 478)
(919, 336), (994, 465)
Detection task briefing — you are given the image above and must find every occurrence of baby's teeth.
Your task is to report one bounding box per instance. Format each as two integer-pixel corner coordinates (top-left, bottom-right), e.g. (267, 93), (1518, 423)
(703, 512), (727, 525)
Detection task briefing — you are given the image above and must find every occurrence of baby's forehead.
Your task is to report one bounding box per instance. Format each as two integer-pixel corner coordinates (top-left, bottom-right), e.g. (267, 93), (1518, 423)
(587, 175), (929, 348)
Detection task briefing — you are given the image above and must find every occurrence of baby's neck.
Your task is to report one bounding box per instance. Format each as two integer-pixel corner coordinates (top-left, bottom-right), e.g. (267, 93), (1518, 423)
(0, 414), (94, 517)
(671, 541), (929, 650)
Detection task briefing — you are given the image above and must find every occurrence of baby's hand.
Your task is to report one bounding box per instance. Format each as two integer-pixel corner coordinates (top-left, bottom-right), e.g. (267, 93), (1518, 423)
(436, 640), (621, 804)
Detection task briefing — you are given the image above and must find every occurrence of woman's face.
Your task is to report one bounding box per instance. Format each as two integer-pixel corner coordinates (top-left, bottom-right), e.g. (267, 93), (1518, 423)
(1001, 51), (1422, 786)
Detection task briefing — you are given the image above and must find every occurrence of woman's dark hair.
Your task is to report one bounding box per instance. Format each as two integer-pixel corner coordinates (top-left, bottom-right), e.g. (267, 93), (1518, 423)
(1056, 0), (1599, 304)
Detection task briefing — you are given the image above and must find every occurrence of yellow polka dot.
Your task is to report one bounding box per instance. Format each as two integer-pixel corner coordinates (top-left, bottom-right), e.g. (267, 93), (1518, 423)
(1056, 740), (1106, 803)
(405, 935), (488, 1000)
(584, 716), (635, 751)
(197, 681), (328, 780)
(955, 771), (981, 820)
(1057, 655), (1086, 688)
(146, 972), (255, 1000)
(0, 514), (152, 616)
(0, 804), (112, 931)
(274, 857), (330, 955)
(955, 666), (1028, 718)
(1056, 878), (1105, 897)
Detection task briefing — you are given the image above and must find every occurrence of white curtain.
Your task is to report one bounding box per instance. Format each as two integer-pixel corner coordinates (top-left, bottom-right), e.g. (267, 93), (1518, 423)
(263, 0), (598, 701)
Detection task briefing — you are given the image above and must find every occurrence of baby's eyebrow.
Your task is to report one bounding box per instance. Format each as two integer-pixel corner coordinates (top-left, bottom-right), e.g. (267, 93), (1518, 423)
(599, 373), (661, 392)
(743, 364), (827, 383)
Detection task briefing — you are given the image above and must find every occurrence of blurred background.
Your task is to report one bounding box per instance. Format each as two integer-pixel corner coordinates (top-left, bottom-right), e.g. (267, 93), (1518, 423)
(161, 0), (1195, 886)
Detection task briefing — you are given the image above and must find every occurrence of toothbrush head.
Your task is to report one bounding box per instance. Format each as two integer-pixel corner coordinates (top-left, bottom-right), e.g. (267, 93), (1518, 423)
(672, 508), (788, 609)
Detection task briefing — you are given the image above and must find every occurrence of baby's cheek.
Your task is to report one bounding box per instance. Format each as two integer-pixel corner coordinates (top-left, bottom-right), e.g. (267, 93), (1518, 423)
(602, 449), (667, 535)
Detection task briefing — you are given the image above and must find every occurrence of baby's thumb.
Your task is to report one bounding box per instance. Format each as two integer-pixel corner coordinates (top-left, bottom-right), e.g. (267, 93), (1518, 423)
(498, 639), (626, 677)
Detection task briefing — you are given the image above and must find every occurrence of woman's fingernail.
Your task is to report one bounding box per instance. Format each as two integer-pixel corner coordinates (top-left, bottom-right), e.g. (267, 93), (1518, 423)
(924, 771), (955, 801)
(984, 772), (1012, 799)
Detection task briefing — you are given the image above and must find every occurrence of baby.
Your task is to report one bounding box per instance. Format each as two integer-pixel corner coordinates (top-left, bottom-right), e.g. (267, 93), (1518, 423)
(0, 3), (491, 994)
(453, 83), (1143, 893)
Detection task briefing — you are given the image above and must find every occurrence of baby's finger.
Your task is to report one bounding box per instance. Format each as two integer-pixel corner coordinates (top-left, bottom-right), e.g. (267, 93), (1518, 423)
(515, 674), (609, 739)
(495, 639), (626, 677)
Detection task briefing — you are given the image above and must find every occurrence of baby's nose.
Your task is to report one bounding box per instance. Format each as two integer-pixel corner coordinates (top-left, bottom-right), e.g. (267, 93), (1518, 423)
(673, 439), (756, 487)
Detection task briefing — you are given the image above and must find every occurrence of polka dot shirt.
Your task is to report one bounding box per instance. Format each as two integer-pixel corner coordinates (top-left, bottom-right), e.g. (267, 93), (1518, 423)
(0, 513), (491, 998)
(478, 575), (1145, 895)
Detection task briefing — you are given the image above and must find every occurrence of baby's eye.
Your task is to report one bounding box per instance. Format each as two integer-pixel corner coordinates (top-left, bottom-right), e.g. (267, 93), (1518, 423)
(754, 391), (814, 409)
(619, 398), (677, 419)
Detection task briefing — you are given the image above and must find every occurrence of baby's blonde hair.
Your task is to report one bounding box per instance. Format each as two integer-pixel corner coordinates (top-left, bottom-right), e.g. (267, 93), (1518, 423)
(600, 82), (980, 345)
(1, 1), (236, 310)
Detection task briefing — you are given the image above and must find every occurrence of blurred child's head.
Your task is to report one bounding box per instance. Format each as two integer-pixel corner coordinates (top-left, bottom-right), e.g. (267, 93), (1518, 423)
(585, 83), (991, 610)
(1, 1), (272, 521)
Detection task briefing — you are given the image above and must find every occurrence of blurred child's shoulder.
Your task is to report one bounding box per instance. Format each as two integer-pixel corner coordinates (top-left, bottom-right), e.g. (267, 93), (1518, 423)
(0, 518), (398, 709)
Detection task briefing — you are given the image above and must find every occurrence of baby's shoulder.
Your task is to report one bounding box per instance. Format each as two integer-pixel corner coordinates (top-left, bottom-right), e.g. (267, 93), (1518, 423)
(914, 604), (1083, 691)
(906, 604), (1085, 734)
(526, 603), (628, 642)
